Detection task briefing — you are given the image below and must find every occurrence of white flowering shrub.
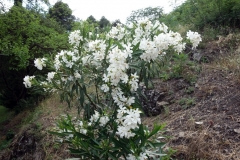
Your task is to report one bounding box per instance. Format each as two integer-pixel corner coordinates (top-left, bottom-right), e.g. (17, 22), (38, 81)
(23, 20), (201, 159)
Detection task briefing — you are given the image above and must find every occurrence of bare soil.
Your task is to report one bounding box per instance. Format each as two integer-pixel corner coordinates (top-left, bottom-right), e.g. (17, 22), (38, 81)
(146, 37), (240, 160)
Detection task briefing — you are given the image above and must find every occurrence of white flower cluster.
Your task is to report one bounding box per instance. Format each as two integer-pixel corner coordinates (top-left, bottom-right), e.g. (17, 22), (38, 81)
(104, 46), (131, 86)
(55, 116), (88, 143)
(110, 87), (135, 107)
(47, 72), (55, 82)
(87, 39), (107, 66)
(116, 107), (141, 138)
(131, 19), (187, 62)
(127, 152), (147, 160)
(107, 23), (126, 40)
(54, 50), (80, 70)
(89, 111), (110, 127)
(23, 75), (35, 88)
(69, 30), (82, 47)
(75, 120), (87, 135)
(34, 58), (46, 70)
(129, 73), (139, 92)
(186, 30), (202, 49)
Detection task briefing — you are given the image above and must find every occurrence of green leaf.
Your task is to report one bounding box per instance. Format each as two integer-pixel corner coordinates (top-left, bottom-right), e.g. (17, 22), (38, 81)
(79, 86), (85, 107)
(108, 153), (118, 160)
(132, 50), (143, 57)
(132, 42), (140, 51)
(48, 131), (67, 137)
(147, 124), (165, 139)
(75, 132), (89, 139)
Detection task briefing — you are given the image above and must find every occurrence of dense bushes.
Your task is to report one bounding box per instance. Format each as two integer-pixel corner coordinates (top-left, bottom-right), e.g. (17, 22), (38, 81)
(0, 6), (68, 109)
(162, 0), (240, 31)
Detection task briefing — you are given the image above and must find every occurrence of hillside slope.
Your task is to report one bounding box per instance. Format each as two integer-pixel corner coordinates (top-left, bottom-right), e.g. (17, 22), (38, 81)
(0, 34), (240, 160)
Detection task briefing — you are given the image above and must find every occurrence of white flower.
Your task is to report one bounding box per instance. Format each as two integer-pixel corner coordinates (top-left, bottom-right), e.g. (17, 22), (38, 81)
(187, 30), (202, 49)
(69, 30), (82, 46)
(89, 111), (100, 123)
(79, 121), (83, 126)
(68, 76), (74, 81)
(127, 154), (136, 160)
(126, 152), (148, 160)
(74, 72), (81, 79)
(126, 97), (135, 106)
(174, 42), (186, 53)
(102, 74), (109, 82)
(47, 72), (55, 82)
(80, 129), (87, 135)
(101, 84), (109, 92)
(120, 74), (129, 84)
(23, 75), (35, 88)
(99, 116), (109, 126)
(34, 58), (46, 70)
(65, 61), (74, 68)
(116, 126), (135, 138)
(116, 107), (141, 139)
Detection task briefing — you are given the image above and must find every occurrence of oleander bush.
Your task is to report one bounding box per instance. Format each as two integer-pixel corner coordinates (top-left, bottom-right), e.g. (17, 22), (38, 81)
(24, 19), (201, 159)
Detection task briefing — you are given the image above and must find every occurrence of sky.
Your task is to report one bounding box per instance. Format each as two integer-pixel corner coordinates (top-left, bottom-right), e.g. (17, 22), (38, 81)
(49, 0), (186, 23)
(2, 0), (186, 23)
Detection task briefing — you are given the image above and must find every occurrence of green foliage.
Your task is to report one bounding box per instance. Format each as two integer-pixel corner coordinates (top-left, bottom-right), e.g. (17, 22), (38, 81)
(6, 130), (15, 140)
(184, 86), (195, 94)
(49, 1), (75, 31)
(0, 105), (14, 124)
(159, 53), (199, 84)
(0, 6), (67, 70)
(87, 15), (97, 24)
(178, 97), (196, 109)
(13, 0), (50, 9)
(51, 115), (166, 160)
(86, 15), (111, 32)
(0, 105), (15, 151)
(14, 0), (23, 6)
(72, 20), (96, 35)
(127, 6), (163, 23)
(0, 139), (12, 151)
(98, 16), (111, 29)
(0, 6), (68, 109)
(166, 0), (240, 30)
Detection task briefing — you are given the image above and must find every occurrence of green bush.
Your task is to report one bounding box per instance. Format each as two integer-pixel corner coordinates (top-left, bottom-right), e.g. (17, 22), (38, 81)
(162, 0), (240, 31)
(0, 6), (68, 109)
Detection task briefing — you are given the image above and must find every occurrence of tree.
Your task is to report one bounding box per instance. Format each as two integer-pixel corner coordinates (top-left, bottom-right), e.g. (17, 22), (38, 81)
(87, 15), (97, 24)
(0, 6), (68, 109)
(169, 0), (240, 30)
(49, 1), (75, 31)
(112, 19), (121, 27)
(13, 0), (49, 7)
(14, 0), (22, 6)
(98, 16), (110, 29)
(127, 6), (163, 23)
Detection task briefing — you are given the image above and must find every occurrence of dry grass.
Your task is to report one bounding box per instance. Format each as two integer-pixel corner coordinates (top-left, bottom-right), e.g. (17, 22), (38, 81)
(141, 34), (240, 160)
(0, 94), (80, 160)
(35, 94), (79, 159)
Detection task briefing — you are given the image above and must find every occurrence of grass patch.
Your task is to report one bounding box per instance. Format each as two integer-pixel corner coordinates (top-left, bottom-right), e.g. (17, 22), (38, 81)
(0, 105), (14, 124)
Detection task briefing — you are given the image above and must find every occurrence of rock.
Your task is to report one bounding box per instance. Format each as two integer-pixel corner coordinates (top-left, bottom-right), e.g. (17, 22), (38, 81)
(193, 51), (203, 61)
(179, 132), (185, 137)
(233, 129), (240, 134)
(195, 121), (203, 125)
(156, 101), (169, 107)
(140, 87), (165, 116)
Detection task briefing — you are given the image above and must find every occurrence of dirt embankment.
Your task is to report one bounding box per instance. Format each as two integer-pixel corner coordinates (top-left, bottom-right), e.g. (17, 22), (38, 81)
(1, 34), (240, 160)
